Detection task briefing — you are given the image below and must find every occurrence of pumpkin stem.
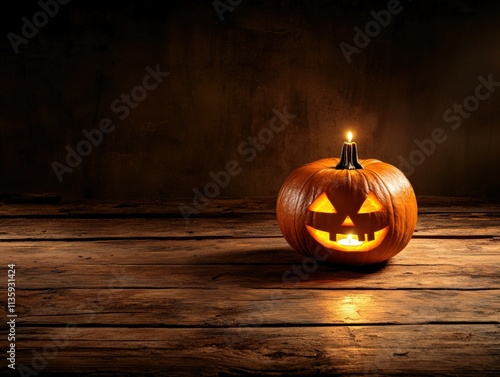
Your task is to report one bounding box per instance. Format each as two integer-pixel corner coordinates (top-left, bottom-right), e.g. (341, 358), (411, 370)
(335, 142), (364, 170)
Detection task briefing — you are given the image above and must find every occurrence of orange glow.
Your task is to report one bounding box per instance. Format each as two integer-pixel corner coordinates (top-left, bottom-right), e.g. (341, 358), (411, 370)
(308, 192), (336, 213)
(347, 131), (353, 142)
(335, 295), (374, 321)
(341, 215), (355, 226)
(306, 225), (389, 252)
(338, 233), (363, 246)
(358, 192), (384, 213)
(307, 191), (388, 252)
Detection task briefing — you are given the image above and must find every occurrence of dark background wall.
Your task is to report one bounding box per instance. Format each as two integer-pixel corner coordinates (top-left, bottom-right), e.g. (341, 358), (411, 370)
(1, 0), (499, 201)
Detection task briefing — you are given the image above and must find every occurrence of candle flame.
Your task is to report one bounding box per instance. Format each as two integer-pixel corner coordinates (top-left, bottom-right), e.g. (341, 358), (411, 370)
(347, 131), (353, 143)
(337, 233), (364, 246)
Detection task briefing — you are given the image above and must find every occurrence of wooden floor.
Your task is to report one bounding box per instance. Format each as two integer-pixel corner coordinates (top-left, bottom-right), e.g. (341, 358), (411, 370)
(1, 197), (499, 376)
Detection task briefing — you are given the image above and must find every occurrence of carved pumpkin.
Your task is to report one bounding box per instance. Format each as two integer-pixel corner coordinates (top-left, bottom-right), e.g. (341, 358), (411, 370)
(276, 133), (417, 266)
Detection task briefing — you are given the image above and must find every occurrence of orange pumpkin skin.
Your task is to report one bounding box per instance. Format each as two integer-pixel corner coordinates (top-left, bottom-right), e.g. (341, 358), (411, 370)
(276, 158), (418, 266)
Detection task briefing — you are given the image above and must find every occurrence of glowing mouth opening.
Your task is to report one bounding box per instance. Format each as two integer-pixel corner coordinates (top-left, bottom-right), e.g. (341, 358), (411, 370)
(337, 234), (363, 246)
(305, 226), (390, 252)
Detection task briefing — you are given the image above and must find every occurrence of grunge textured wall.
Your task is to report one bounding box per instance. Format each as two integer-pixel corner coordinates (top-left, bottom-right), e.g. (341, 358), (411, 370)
(1, 0), (499, 200)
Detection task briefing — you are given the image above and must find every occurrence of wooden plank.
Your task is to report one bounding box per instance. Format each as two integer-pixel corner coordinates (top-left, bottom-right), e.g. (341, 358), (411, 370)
(1, 238), (498, 267)
(0, 200), (496, 376)
(0, 196), (499, 218)
(13, 325), (500, 376)
(1, 238), (498, 290)
(0, 212), (498, 240)
(3, 261), (499, 290)
(4, 288), (498, 326)
(415, 213), (500, 237)
(0, 217), (280, 240)
(0, 197), (276, 217)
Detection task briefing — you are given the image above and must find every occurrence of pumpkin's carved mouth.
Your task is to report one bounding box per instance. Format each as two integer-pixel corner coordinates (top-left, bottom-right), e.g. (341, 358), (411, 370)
(305, 191), (390, 252)
(306, 225), (390, 252)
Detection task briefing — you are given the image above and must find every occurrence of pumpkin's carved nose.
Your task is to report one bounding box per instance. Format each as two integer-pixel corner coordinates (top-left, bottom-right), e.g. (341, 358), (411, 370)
(341, 216), (355, 226)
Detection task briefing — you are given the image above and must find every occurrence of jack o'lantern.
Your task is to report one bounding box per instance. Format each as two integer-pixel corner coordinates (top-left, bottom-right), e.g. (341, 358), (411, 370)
(276, 132), (417, 266)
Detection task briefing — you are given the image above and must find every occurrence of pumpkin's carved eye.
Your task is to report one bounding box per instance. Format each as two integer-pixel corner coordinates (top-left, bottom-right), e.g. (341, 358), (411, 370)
(308, 191), (384, 214)
(358, 192), (384, 213)
(308, 192), (336, 213)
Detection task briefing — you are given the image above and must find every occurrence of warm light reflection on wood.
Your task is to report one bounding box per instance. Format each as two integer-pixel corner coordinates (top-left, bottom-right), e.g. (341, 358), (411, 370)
(335, 295), (374, 321)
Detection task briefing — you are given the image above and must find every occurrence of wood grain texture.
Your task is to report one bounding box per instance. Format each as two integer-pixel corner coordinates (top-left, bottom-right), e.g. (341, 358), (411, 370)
(1, 238), (498, 266)
(4, 263), (499, 291)
(14, 326), (500, 376)
(0, 196), (499, 218)
(4, 288), (499, 326)
(2, 1), (500, 202)
(1, 198), (499, 376)
(0, 212), (498, 240)
(1, 239), (499, 290)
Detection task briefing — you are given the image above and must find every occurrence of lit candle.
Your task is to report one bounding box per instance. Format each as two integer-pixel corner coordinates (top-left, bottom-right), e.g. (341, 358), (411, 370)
(335, 131), (363, 170)
(338, 234), (363, 246)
